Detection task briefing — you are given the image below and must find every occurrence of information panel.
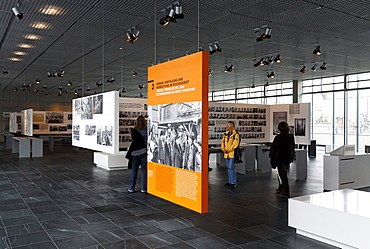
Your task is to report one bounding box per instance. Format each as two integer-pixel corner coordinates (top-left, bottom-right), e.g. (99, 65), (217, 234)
(147, 51), (209, 213)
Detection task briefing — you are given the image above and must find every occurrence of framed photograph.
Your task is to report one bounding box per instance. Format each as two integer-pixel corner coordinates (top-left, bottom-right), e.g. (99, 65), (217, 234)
(295, 118), (306, 136)
(273, 112), (287, 135)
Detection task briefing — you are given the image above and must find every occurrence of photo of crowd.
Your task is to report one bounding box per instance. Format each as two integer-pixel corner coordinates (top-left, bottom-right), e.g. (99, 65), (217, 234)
(46, 112), (64, 124)
(85, 125), (96, 136)
(97, 126), (113, 146)
(81, 98), (93, 120)
(93, 95), (103, 114)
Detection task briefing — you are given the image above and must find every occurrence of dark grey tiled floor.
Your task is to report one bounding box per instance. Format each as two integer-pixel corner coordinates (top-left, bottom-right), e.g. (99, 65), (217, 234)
(0, 144), (344, 248)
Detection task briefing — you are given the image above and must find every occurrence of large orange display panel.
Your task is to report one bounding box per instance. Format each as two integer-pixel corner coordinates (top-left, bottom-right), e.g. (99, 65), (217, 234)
(147, 51), (208, 213)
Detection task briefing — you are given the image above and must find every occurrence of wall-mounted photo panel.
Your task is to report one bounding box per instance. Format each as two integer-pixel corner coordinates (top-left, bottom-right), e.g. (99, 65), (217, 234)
(21, 109), (33, 136)
(32, 111), (72, 135)
(119, 98), (148, 149)
(147, 51), (209, 213)
(9, 112), (21, 133)
(72, 91), (119, 154)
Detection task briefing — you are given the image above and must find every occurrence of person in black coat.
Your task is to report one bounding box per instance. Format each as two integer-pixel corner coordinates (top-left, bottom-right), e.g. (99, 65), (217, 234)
(269, 121), (295, 198)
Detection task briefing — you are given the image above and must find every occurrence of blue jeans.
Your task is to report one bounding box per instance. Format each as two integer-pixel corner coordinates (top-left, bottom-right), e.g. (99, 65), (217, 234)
(128, 154), (147, 191)
(225, 158), (236, 184)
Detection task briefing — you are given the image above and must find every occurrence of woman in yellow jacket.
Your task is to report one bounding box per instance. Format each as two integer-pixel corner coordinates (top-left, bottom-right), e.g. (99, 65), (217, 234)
(221, 121), (240, 188)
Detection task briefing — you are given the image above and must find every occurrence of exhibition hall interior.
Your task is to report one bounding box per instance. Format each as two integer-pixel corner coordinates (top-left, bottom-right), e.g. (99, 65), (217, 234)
(1, 0), (370, 248)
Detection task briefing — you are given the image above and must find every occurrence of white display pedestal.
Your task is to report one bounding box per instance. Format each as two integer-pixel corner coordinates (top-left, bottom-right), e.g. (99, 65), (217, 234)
(94, 151), (128, 170)
(289, 189), (370, 249)
(29, 137), (43, 157)
(323, 154), (370, 190)
(4, 134), (14, 150)
(12, 137), (31, 158)
(260, 147), (271, 173)
(293, 149), (307, 180)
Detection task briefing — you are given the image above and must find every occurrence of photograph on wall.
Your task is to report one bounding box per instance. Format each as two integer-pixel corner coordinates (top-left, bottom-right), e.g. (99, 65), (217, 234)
(33, 124), (40, 130)
(289, 104), (300, 114)
(73, 125), (80, 140)
(59, 126), (68, 132)
(68, 114), (73, 120)
(97, 126), (113, 146)
(74, 100), (81, 116)
(273, 111), (287, 135)
(50, 126), (58, 132)
(85, 125), (96, 136)
(46, 112), (64, 124)
(295, 118), (306, 136)
(93, 95), (103, 114)
(67, 124), (72, 130)
(148, 102), (202, 172)
(33, 113), (45, 123)
(81, 97), (93, 120)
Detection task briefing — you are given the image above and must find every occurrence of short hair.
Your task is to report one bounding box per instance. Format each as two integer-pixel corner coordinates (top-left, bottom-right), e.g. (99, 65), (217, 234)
(227, 121), (235, 129)
(277, 121), (290, 133)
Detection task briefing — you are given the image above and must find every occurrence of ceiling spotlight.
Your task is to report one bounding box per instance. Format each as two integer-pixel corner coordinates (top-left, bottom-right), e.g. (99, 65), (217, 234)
(59, 90), (63, 94)
(34, 88), (38, 92)
(126, 26), (140, 44)
(209, 41), (222, 55)
(58, 85), (63, 90)
(208, 69), (213, 76)
(86, 86), (91, 91)
(57, 70), (64, 77)
(274, 55), (281, 63)
(58, 92), (62, 96)
(65, 89), (69, 93)
(313, 45), (321, 55)
(94, 91), (97, 94)
(39, 5), (65, 16)
(253, 59), (264, 67)
(107, 76), (115, 84)
(174, 3), (184, 19)
(67, 80), (72, 86)
(267, 71), (275, 78)
(45, 92), (48, 95)
(224, 65), (234, 73)
(2, 67), (8, 74)
(74, 90), (78, 95)
(300, 66), (307, 73)
(255, 25), (272, 42)
(251, 83), (255, 88)
(264, 82), (269, 87)
(159, 7), (176, 26)
(138, 84), (144, 90)
(121, 87), (127, 93)
(78, 85), (82, 91)
(22, 83), (27, 88)
(12, 5), (23, 20)
(132, 70), (137, 77)
(311, 64), (318, 71)
(35, 78), (40, 84)
(320, 62), (327, 70)
(47, 70), (52, 77)
(18, 43), (34, 48)
(42, 83), (47, 89)
(96, 80), (103, 87)
(13, 87), (18, 92)
(140, 93), (144, 98)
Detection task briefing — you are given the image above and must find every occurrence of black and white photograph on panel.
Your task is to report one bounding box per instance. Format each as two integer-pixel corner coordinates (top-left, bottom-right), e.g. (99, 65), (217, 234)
(97, 126), (113, 146)
(272, 111), (287, 135)
(67, 124), (72, 130)
(85, 125), (96, 136)
(73, 125), (80, 141)
(59, 126), (68, 132)
(68, 114), (72, 120)
(81, 97), (93, 120)
(148, 101), (202, 172)
(74, 99), (81, 116)
(33, 124), (40, 130)
(93, 95), (103, 114)
(46, 112), (64, 124)
(295, 118), (306, 136)
(49, 126), (58, 132)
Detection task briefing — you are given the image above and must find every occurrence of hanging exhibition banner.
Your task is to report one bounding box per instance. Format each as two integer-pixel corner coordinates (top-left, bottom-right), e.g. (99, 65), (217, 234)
(147, 51), (209, 213)
(72, 91), (119, 154)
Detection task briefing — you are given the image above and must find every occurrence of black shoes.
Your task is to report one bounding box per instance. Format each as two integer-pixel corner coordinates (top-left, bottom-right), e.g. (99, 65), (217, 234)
(208, 167), (213, 172)
(224, 182), (232, 186)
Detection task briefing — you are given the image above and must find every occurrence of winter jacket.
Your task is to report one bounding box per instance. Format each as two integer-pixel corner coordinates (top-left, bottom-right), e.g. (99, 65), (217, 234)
(221, 129), (240, 159)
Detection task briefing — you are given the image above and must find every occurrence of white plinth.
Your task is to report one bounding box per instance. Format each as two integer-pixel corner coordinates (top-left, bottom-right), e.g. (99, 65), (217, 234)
(94, 151), (128, 170)
(289, 189), (370, 249)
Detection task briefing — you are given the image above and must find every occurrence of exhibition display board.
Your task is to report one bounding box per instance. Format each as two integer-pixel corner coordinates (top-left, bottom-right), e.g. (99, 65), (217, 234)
(21, 109), (33, 136)
(32, 111), (72, 135)
(147, 51), (209, 213)
(9, 112), (21, 133)
(119, 98), (147, 149)
(72, 91), (119, 154)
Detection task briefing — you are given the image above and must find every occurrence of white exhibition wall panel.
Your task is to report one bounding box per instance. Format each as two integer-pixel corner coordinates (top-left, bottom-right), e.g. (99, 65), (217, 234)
(9, 112), (20, 133)
(72, 91), (119, 154)
(209, 102), (271, 145)
(32, 111), (72, 134)
(21, 109), (33, 136)
(269, 103), (311, 145)
(119, 97), (148, 149)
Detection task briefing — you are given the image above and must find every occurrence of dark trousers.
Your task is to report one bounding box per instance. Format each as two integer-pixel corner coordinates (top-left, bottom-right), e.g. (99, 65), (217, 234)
(277, 162), (290, 196)
(128, 154), (147, 191)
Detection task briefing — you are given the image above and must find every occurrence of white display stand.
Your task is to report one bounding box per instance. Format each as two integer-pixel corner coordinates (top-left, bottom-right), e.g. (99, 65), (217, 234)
(294, 149), (307, 180)
(29, 137), (43, 157)
(258, 146), (271, 173)
(12, 137), (31, 158)
(323, 154), (370, 191)
(94, 151), (128, 170)
(4, 134), (14, 150)
(49, 135), (72, 152)
(289, 189), (370, 249)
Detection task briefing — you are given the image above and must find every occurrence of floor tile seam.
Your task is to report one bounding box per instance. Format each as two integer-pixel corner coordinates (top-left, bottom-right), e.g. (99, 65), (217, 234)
(4, 164), (105, 249)
(134, 231), (189, 248)
(188, 234), (239, 247)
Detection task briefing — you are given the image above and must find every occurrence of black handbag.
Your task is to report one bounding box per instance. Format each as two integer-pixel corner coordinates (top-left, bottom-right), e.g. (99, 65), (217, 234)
(234, 147), (243, 164)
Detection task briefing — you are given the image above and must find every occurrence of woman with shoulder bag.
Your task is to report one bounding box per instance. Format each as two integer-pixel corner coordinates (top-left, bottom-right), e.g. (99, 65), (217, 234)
(221, 121), (240, 188)
(127, 116), (148, 193)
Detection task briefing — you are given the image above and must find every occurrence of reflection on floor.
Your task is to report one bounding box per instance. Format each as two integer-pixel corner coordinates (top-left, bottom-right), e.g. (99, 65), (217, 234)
(0, 145), (343, 248)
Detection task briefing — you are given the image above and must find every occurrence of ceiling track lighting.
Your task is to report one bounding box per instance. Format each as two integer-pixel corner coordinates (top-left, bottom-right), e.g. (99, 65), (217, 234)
(57, 69), (64, 77)
(65, 89), (69, 93)
(35, 78), (40, 84)
(224, 65), (234, 73)
(173, 2), (184, 19)
(47, 70), (52, 78)
(126, 26), (140, 44)
(140, 93), (144, 98)
(254, 54), (280, 67)
(67, 80), (72, 86)
(320, 62), (327, 70)
(159, 2), (183, 26)
(2, 67), (8, 74)
(74, 90), (78, 95)
(86, 86), (91, 91)
(274, 55), (281, 63)
(78, 86), (82, 91)
(208, 69), (213, 76)
(13, 87), (18, 92)
(138, 84), (144, 90)
(34, 88), (38, 92)
(300, 66), (307, 73)
(58, 92), (62, 96)
(313, 45), (321, 55)
(107, 76), (115, 83)
(132, 70), (137, 76)
(121, 87), (126, 93)
(267, 71), (275, 78)
(96, 80), (103, 87)
(42, 83), (47, 89)
(255, 25), (272, 42)
(251, 83), (255, 88)
(311, 64), (318, 71)
(12, 4), (23, 20)
(58, 85), (63, 90)
(209, 41), (222, 55)
(45, 92), (48, 95)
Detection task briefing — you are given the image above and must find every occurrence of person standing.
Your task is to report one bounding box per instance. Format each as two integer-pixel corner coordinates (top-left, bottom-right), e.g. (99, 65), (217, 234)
(127, 116), (148, 193)
(221, 121), (240, 188)
(269, 121), (295, 198)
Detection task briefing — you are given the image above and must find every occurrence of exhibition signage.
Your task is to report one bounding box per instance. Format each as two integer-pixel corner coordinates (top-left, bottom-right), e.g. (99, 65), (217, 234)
(147, 51), (209, 213)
